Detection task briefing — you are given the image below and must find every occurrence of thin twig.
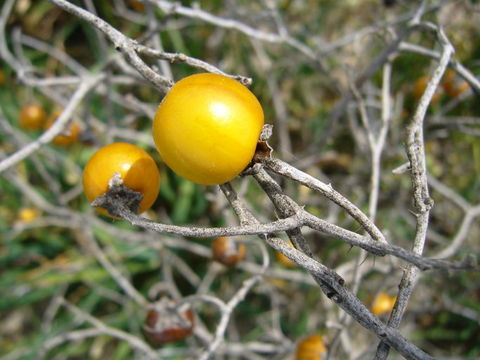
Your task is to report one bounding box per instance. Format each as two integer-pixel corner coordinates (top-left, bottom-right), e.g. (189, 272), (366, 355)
(60, 298), (158, 359)
(0, 74), (105, 173)
(375, 22), (455, 360)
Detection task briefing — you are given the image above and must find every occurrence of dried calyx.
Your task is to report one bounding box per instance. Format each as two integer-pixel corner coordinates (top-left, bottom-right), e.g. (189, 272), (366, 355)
(143, 297), (194, 346)
(90, 172), (144, 218)
(212, 237), (246, 266)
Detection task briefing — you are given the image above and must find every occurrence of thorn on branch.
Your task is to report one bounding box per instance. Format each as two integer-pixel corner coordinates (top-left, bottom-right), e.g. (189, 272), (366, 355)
(177, 53), (187, 62)
(423, 197), (434, 209)
(392, 162), (411, 175)
(234, 76), (252, 86)
(240, 162), (263, 177)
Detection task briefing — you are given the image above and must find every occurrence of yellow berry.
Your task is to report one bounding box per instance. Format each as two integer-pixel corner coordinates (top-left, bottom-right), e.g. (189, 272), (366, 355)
(153, 73), (264, 185)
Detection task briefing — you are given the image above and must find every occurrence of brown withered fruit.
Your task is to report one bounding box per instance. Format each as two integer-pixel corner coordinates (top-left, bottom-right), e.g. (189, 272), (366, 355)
(212, 236), (246, 266)
(143, 297), (194, 346)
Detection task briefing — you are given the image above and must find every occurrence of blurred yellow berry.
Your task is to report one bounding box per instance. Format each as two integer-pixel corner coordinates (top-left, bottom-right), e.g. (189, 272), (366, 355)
(296, 334), (327, 360)
(371, 293), (396, 316)
(442, 70), (470, 98)
(275, 242), (296, 268)
(454, 81), (470, 97)
(19, 104), (47, 131)
(18, 208), (40, 222)
(44, 111), (80, 146)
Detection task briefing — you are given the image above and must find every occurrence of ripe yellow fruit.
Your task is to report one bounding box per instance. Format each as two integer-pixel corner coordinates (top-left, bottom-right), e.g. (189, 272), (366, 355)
(153, 73), (264, 185)
(296, 335), (327, 360)
(442, 69), (470, 98)
(211, 237), (246, 266)
(441, 69), (456, 93)
(371, 293), (396, 316)
(82, 142), (160, 218)
(18, 207), (40, 222)
(44, 111), (80, 146)
(19, 104), (47, 131)
(452, 81), (470, 98)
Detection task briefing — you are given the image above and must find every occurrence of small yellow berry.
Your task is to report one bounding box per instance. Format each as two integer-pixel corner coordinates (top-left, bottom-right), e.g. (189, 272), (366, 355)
(371, 293), (396, 316)
(18, 208), (40, 222)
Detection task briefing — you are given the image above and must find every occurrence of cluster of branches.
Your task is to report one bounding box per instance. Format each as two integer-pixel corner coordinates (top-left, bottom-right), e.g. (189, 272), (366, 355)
(1, 0), (479, 359)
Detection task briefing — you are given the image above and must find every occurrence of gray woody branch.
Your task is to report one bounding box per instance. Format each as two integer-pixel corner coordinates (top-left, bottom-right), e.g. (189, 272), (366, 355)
(47, 0), (251, 88)
(222, 171), (434, 360)
(92, 178), (476, 272)
(375, 21), (455, 360)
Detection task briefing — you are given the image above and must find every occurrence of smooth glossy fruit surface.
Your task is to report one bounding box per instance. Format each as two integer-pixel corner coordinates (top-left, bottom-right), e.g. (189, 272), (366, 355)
(371, 293), (396, 316)
(296, 334), (327, 360)
(82, 142), (160, 217)
(19, 104), (47, 131)
(45, 111), (80, 146)
(153, 73), (264, 185)
(212, 237), (246, 266)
